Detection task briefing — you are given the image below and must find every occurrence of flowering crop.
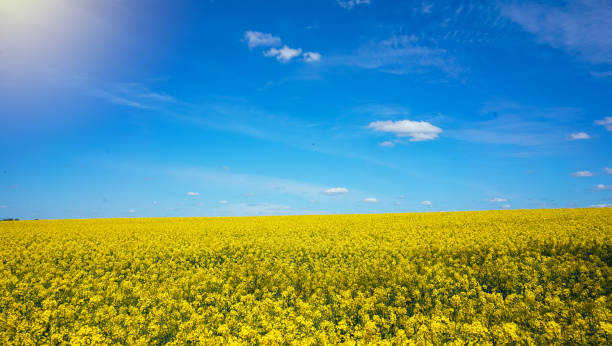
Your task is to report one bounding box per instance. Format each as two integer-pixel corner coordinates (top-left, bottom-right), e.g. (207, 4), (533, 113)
(0, 208), (611, 344)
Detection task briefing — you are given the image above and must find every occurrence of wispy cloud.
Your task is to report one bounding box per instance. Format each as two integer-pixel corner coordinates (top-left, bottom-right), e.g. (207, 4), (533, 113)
(448, 103), (583, 146)
(591, 203), (612, 208)
(363, 197), (379, 203)
(569, 132), (591, 140)
(488, 197), (507, 203)
(186, 192), (200, 196)
(264, 46), (302, 63)
(323, 187), (349, 195)
(604, 167), (612, 175)
(303, 52), (322, 62)
(500, 0), (612, 64)
(379, 141), (395, 147)
(368, 119), (442, 142)
(344, 35), (460, 76)
(595, 184), (612, 190)
(217, 200), (229, 204)
(89, 82), (177, 110)
(216, 202), (296, 216)
(244, 31), (281, 48)
(571, 171), (594, 177)
(595, 117), (612, 131)
(336, 0), (370, 10)
(420, 200), (432, 206)
(355, 104), (411, 117)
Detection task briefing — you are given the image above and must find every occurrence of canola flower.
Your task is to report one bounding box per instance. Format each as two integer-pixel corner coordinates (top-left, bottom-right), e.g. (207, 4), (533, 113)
(0, 208), (611, 344)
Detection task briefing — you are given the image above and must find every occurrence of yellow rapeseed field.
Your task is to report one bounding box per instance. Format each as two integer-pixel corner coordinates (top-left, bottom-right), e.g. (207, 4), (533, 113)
(0, 208), (611, 344)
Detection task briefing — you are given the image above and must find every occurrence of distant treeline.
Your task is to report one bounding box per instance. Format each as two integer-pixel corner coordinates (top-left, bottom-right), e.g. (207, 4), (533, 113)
(1, 218), (20, 221)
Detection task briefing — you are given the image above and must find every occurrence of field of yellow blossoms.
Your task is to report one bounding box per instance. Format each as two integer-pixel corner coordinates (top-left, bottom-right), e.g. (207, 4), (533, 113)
(0, 208), (611, 344)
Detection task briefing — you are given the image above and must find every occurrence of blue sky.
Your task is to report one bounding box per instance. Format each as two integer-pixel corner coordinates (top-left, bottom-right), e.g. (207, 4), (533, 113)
(1, 0), (611, 219)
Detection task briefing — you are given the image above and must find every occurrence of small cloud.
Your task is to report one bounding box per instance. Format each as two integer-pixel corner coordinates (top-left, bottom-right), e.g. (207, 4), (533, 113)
(363, 197), (379, 203)
(394, 201), (401, 206)
(303, 52), (322, 62)
(324, 187), (349, 195)
(421, 2), (433, 14)
(336, 0), (370, 10)
(488, 197), (507, 203)
(379, 141), (395, 147)
(571, 170), (594, 177)
(128, 209), (136, 213)
(218, 200), (229, 204)
(501, 204), (512, 209)
(243, 192), (255, 197)
(569, 132), (591, 140)
(186, 192), (200, 196)
(591, 203), (612, 208)
(152, 201), (158, 205)
(368, 120), (442, 142)
(595, 117), (612, 131)
(420, 200), (432, 206)
(244, 31), (281, 48)
(595, 184), (612, 190)
(604, 167), (612, 175)
(264, 45), (302, 63)
(0, 205), (7, 208)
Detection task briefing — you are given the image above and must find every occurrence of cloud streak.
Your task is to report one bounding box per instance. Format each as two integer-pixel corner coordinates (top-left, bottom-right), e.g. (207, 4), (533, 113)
(369, 119), (442, 142)
(571, 171), (594, 177)
(323, 187), (349, 195)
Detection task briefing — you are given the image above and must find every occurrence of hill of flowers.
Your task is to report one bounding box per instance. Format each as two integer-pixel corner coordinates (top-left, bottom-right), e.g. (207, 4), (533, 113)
(0, 208), (611, 344)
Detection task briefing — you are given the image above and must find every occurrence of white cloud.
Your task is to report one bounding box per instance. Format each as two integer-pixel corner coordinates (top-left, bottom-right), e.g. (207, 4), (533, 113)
(244, 31), (281, 48)
(604, 167), (612, 175)
(128, 209), (136, 213)
(324, 187), (349, 195)
(595, 117), (612, 131)
(500, 1), (612, 64)
(218, 200), (229, 204)
(264, 45), (302, 63)
(303, 52), (322, 62)
(501, 204), (512, 209)
(488, 197), (507, 203)
(595, 184), (612, 190)
(336, 0), (370, 10)
(420, 200), (432, 206)
(369, 119), (442, 142)
(186, 192), (200, 196)
(569, 132), (591, 140)
(571, 170), (594, 177)
(363, 197), (379, 203)
(591, 203), (612, 208)
(379, 141), (395, 147)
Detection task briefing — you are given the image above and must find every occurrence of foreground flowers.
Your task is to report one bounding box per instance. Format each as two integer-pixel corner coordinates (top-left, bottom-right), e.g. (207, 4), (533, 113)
(0, 208), (610, 344)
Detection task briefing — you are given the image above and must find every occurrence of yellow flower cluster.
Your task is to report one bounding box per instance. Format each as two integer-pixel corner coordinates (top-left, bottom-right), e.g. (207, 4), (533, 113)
(0, 208), (611, 344)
